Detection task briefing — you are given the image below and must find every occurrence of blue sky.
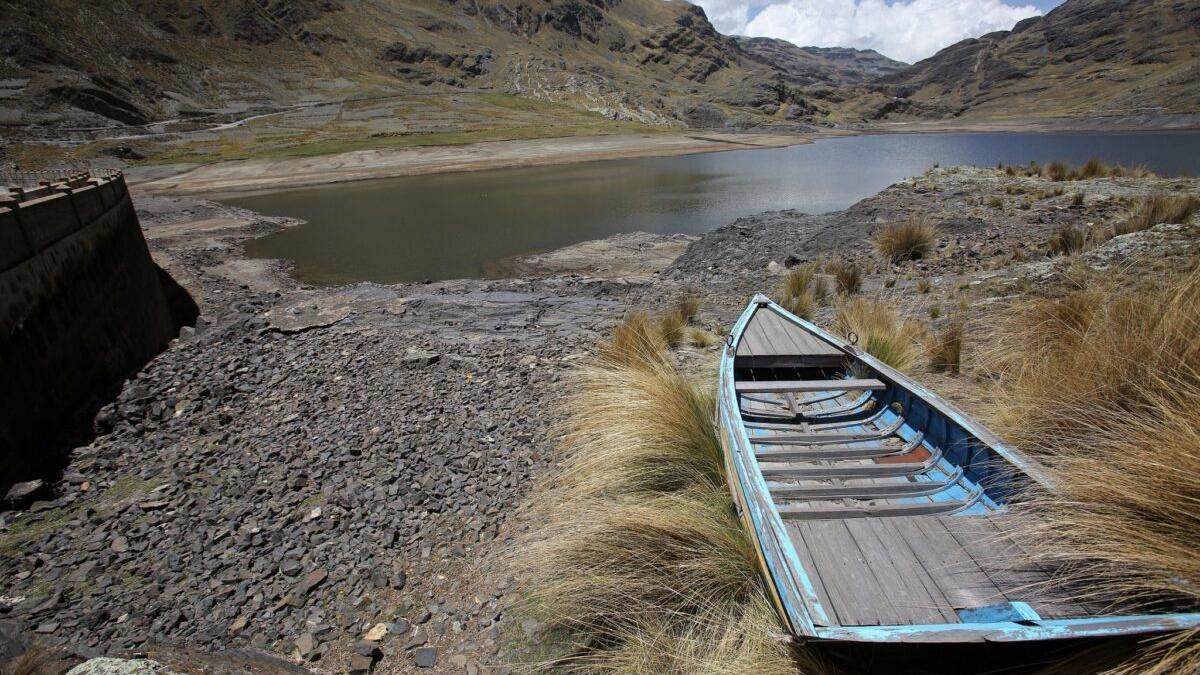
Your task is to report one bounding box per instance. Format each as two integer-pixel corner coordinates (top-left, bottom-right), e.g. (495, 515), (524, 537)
(696, 0), (1068, 63)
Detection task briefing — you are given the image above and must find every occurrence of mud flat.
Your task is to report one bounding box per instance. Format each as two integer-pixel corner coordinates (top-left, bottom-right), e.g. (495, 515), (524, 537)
(131, 132), (815, 196)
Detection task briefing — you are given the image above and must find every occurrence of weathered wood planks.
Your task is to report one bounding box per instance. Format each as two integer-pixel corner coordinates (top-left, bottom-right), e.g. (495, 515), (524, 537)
(736, 378), (887, 394)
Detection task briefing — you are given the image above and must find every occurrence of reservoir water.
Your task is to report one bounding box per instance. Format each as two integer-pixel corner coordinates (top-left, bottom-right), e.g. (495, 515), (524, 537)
(231, 131), (1200, 285)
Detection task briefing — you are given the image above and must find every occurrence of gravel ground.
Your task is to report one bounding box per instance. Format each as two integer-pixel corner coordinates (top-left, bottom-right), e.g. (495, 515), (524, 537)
(2, 166), (1196, 673)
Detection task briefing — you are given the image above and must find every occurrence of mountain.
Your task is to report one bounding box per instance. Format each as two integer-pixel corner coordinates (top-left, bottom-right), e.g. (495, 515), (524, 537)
(0, 0), (1194, 148)
(735, 38), (905, 87)
(0, 0), (885, 134)
(872, 0), (1200, 120)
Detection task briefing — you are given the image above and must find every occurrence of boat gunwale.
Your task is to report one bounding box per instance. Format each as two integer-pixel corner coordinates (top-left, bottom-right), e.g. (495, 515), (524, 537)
(719, 294), (1200, 643)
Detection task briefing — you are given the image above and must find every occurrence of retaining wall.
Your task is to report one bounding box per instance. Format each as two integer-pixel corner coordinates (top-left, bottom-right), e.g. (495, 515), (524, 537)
(1, 173), (192, 485)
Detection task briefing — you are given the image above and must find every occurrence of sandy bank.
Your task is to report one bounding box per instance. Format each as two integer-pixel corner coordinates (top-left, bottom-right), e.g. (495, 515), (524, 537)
(132, 132), (815, 196)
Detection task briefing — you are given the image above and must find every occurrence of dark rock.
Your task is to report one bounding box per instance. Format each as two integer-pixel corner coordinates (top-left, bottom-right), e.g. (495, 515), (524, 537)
(5, 479), (45, 505)
(414, 646), (438, 668)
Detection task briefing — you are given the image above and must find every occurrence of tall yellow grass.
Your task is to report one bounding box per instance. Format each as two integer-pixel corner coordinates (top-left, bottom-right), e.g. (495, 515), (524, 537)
(1113, 193), (1199, 237)
(873, 217), (939, 264)
(777, 264), (820, 319)
(985, 267), (1200, 674)
(833, 297), (924, 372)
(509, 312), (817, 673)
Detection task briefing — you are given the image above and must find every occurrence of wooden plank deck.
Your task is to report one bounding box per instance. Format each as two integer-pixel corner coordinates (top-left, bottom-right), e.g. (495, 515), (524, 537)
(784, 515), (1088, 627)
(737, 307), (844, 358)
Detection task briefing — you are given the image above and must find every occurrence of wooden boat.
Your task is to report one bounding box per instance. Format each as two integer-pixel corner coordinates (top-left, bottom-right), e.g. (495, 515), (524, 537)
(718, 294), (1200, 643)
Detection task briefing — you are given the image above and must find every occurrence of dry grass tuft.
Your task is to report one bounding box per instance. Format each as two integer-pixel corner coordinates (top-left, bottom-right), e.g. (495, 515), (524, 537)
(688, 327), (720, 348)
(1001, 159), (1156, 181)
(1047, 224), (1089, 256)
(676, 294), (702, 322)
(779, 293), (814, 321)
(916, 278), (932, 294)
(592, 590), (803, 675)
(982, 268), (1200, 673)
(1043, 161), (1070, 182)
(811, 275), (829, 306)
(777, 264), (819, 319)
(601, 310), (671, 371)
(1071, 192), (1085, 207)
(825, 258), (861, 295)
(1113, 193), (1200, 237)
(509, 313), (810, 673)
(984, 267), (1200, 674)
(927, 318), (964, 375)
(656, 295), (703, 349)
(873, 217), (939, 264)
(834, 296), (924, 372)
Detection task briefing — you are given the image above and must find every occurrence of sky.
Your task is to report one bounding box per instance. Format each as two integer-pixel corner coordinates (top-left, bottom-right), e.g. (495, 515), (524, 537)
(692, 0), (1067, 63)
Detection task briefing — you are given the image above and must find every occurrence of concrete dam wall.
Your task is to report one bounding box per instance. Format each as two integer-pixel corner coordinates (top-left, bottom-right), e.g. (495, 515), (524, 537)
(1, 172), (195, 488)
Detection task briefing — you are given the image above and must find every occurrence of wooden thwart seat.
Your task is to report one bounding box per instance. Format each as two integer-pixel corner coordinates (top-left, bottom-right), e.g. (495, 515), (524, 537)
(755, 432), (923, 461)
(735, 378), (887, 394)
(758, 446), (944, 478)
(767, 467), (964, 499)
(751, 417), (905, 445)
(777, 485), (983, 520)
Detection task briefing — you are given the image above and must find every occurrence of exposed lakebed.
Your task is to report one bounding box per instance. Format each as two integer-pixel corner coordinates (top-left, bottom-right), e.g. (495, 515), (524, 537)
(231, 131), (1200, 285)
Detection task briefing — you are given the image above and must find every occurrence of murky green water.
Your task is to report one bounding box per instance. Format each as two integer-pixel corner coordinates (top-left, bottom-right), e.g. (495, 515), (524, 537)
(229, 131), (1200, 285)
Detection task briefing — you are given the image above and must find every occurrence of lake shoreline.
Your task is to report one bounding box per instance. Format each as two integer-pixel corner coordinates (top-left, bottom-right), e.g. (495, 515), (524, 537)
(129, 132), (820, 197)
(128, 114), (1200, 198)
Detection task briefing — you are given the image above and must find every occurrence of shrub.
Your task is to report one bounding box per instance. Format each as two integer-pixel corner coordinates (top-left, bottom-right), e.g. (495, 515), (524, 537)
(834, 296), (924, 372)
(1071, 192), (1085, 207)
(1113, 194), (1200, 237)
(917, 279), (932, 294)
(825, 258), (862, 295)
(929, 304), (941, 319)
(988, 196), (1004, 209)
(1047, 224), (1088, 256)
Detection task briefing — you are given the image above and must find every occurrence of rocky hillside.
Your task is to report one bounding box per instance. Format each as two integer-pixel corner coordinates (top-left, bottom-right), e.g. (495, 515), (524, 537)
(0, 0), (875, 133)
(873, 0), (1200, 119)
(1, 0), (1194, 144)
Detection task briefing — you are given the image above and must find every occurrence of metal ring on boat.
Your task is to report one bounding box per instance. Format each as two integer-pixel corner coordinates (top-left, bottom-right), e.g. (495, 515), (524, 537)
(847, 331), (859, 345)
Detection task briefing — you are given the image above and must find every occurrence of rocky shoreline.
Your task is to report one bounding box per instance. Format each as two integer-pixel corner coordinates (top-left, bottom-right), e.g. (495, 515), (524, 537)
(2, 166), (1197, 673)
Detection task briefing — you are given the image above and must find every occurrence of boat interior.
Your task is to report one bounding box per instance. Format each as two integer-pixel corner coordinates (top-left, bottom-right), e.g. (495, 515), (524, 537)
(728, 301), (1100, 632)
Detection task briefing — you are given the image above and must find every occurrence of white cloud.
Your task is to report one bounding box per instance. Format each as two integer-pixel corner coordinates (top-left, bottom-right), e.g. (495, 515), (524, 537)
(695, 0), (1041, 64)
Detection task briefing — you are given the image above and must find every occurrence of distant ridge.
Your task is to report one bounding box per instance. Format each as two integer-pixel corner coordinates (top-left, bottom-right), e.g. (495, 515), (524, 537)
(870, 0), (1200, 120)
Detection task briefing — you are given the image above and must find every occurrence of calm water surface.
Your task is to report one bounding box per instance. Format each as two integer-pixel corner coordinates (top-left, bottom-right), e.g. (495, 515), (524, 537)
(231, 131), (1200, 285)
